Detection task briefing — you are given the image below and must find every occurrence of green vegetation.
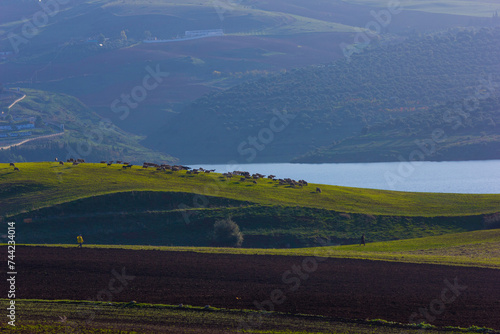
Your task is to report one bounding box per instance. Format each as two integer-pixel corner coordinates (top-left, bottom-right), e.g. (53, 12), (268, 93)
(294, 97), (500, 162)
(0, 89), (176, 163)
(1, 162), (498, 247)
(341, 0), (500, 17)
(212, 217), (244, 247)
(147, 28), (500, 163)
(3, 163), (498, 217)
(1, 299), (498, 333)
(3, 1), (499, 166)
(20, 229), (500, 268)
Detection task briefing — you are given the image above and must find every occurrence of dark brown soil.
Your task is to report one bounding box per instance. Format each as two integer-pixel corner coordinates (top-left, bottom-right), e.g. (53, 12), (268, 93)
(3, 246), (500, 329)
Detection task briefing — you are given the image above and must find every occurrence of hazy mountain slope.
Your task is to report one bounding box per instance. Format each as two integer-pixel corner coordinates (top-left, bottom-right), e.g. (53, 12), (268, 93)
(1, 0), (495, 139)
(145, 28), (500, 163)
(0, 89), (176, 163)
(293, 96), (500, 162)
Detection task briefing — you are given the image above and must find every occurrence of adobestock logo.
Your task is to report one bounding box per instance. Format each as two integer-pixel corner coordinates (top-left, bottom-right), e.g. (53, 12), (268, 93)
(8, 0), (70, 54)
(340, 0), (402, 62)
(110, 65), (169, 121)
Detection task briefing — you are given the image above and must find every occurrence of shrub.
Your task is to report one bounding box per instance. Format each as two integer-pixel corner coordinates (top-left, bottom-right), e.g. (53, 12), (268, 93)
(212, 217), (244, 247)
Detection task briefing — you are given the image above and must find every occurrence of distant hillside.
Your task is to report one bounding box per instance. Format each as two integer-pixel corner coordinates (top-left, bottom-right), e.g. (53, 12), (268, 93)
(1, 0), (495, 138)
(145, 28), (500, 163)
(0, 89), (176, 163)
(294, 96), (500, 162)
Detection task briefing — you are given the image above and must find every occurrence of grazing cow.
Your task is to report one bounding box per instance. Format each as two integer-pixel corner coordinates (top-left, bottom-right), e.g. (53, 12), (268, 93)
(107, 162), (112, 166)
(316, 187), (322, 193)
(117, 160), (123, 164)
(240, 177), (246, 182)
(73, 162), (79, 165)
(14, 167), (20, 171)
(100, 161), (106, 164)
(252, 180), (257, 184)
(59, 161), (64, 165)
(9, 163), (15, 167)
(123, 162), (130, 165)
(123, 164), (133, 169)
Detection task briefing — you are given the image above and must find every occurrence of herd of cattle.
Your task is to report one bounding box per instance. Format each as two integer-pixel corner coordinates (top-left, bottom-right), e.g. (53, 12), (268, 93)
(221, 170), (315, 190)
(6, 160), (321, 192)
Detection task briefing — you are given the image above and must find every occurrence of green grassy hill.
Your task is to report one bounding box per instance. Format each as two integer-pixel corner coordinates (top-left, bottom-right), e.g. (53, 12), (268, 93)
(1, 162), (498, 247)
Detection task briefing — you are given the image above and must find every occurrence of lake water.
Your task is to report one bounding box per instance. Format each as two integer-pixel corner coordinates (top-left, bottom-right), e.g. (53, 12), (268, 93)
(189, 160), (500, 194)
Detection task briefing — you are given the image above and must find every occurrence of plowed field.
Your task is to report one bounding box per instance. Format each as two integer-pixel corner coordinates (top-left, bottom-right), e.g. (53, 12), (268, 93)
(4, 246), (499, 329)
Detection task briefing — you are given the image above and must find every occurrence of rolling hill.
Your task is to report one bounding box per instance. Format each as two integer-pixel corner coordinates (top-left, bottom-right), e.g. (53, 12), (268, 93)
(293, 95), (500, 162)
(146, 28), (500, 163)
(1, 0), (497, 139)
(1, 162), (498, 247)
(0, 89), (176, 163)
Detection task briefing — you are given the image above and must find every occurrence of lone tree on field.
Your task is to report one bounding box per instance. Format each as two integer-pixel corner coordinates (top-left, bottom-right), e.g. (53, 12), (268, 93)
(212, 217), (244, 247)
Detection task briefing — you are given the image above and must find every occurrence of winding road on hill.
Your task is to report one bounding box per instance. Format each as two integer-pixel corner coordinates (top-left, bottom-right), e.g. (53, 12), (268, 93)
(0, 131), (64, 150)
(7, 93), (26, 109)
(0, 91), (65, 150)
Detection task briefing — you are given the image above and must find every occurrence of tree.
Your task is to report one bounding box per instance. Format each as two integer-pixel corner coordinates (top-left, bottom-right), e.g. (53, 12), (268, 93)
(212, 218), (243, 247)
(35, 115), (43, 128)
(97, 33), (106, 44)
(120, 30), (128, 41)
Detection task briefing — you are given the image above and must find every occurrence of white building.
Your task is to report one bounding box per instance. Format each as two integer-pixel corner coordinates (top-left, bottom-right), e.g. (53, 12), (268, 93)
(185, 29), (224, 38)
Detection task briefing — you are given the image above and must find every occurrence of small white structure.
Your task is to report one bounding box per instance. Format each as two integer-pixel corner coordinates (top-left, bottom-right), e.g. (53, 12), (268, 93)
(143, 29), (224, 44)
(184, 29), (224, 38)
